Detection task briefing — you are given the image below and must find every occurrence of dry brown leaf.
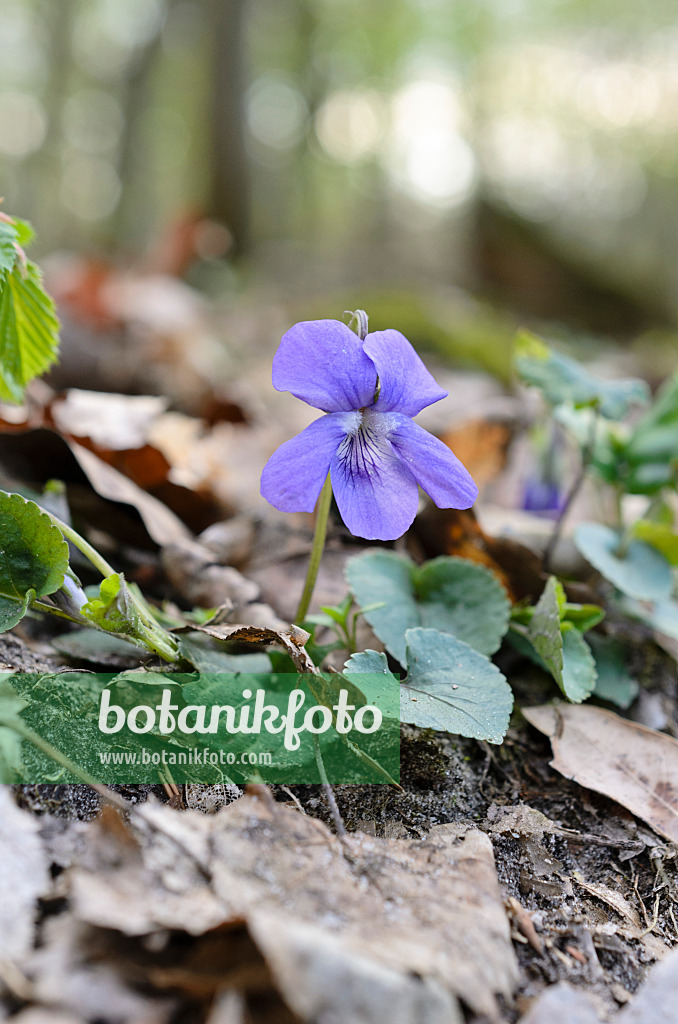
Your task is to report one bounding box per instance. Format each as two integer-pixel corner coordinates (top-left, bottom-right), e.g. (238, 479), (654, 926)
(175, 623), (316, 673)
(571, 872), (669, 960)
(0, 789), (50, 959)
(413, 506), (545, 602)
(50, 391), (168, 450)
(247, 912), (463, 1024)
(439, 417), (515, 489)
(68, 440), (191, 546)
(572, 872), (643, 932)
(161, 540), (259, 608)
(524, 704), (678, 843)
(69, 797), (518, 1021)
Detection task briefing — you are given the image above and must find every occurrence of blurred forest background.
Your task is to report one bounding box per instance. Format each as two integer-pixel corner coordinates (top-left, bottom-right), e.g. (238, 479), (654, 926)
(3, 0), (678, 366)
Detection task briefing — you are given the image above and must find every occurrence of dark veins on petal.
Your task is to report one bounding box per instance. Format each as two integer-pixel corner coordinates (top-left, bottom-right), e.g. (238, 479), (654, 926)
(336, 421), (390, 480)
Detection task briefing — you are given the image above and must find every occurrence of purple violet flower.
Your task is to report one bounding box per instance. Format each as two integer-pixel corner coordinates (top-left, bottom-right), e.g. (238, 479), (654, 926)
(260, 319), (478, 540)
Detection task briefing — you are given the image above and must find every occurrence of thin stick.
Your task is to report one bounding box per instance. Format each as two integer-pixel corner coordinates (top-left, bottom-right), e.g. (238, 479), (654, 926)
(313, 732), (346, 837)
(543, 408), (599, 573)
(294, 474), (333, 623)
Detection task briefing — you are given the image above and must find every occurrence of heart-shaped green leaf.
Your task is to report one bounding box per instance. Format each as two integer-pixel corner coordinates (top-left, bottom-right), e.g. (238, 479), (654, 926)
(346, 551), (510, 665)
(0, 491), (68, 600)
(618, 597), (678, 642)
(400, 628), (513, 743)
(587, 634), (639, 709)
(343, 649), (399, 708)
(560, 626), (598, 704)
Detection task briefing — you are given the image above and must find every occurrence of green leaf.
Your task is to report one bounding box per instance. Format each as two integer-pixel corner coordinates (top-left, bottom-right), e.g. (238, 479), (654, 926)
(574, 522), (673, 602)
(587, 634), (639, 709)
(346, 551), (510, 665)
(560, 626), (598, 703)
(0, 259), (60, 403)
(526, 577), (565, 686)
(618, 597), (678, 642)
(0, 591), (34, 633)
(514, 330), (649, 419)
(343, 649), (400, 707)
(178, 634), (272, 673)
(0, 221), (19, 275)
(344, 650), (391, 674)
(400, 628), (513, 743)
(561, 603), (606, 632)
(51, 630), (143, 666)
(0, 674), (29, 782)
(631, 521), (678, 565)
(512, 577), (597, 702)
(0, 491), (68, 599)
(11, 218), (35, 249)
(346, 551), (415, 664)
(82, 573), (143, 638)
(622, 370), (678, 494)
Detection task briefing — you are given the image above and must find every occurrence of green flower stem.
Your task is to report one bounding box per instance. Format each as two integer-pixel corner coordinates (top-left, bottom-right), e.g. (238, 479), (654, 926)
(295, 474), (333, 624)
(49, 513), (117, 578)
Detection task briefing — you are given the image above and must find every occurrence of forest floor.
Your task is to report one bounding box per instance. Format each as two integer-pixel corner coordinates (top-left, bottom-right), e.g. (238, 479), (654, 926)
(3, 551), (677, 1024)
(1, 285), (677, 1024)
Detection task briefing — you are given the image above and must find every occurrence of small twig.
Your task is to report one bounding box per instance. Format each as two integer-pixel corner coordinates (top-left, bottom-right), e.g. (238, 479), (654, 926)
(543, 407), (599, 573)
(639, 893), (661, 938)
(279, 785), (306, 814)
(313, 732), (345, 837)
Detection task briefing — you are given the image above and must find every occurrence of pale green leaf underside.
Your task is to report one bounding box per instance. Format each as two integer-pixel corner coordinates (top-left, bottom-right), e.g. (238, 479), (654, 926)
(575, 522), (673, 602)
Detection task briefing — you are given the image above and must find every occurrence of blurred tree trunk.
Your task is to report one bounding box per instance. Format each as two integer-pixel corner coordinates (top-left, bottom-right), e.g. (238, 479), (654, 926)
(208, 0), (250, 257)
(115, 28), (165, 250)
(28, 0), (76, 250)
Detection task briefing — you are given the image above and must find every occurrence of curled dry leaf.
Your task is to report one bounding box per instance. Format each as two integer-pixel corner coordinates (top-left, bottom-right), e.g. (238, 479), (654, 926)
(524, 703), (678, 843)
(173, 622), (315, 673)
(68, 440), (192, 546)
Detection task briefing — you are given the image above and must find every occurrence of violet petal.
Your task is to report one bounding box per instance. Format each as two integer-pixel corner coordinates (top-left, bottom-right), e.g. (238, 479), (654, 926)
(388, 413), (478, 509)
(272, 320), (377, 412)
(364, 329), (448, 416)
(330, 426), (419, 540)
(260, 413), (349, 513)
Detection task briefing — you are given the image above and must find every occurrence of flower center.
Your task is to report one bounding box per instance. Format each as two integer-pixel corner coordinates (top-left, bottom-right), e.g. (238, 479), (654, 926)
(336, 408), (391, 478)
